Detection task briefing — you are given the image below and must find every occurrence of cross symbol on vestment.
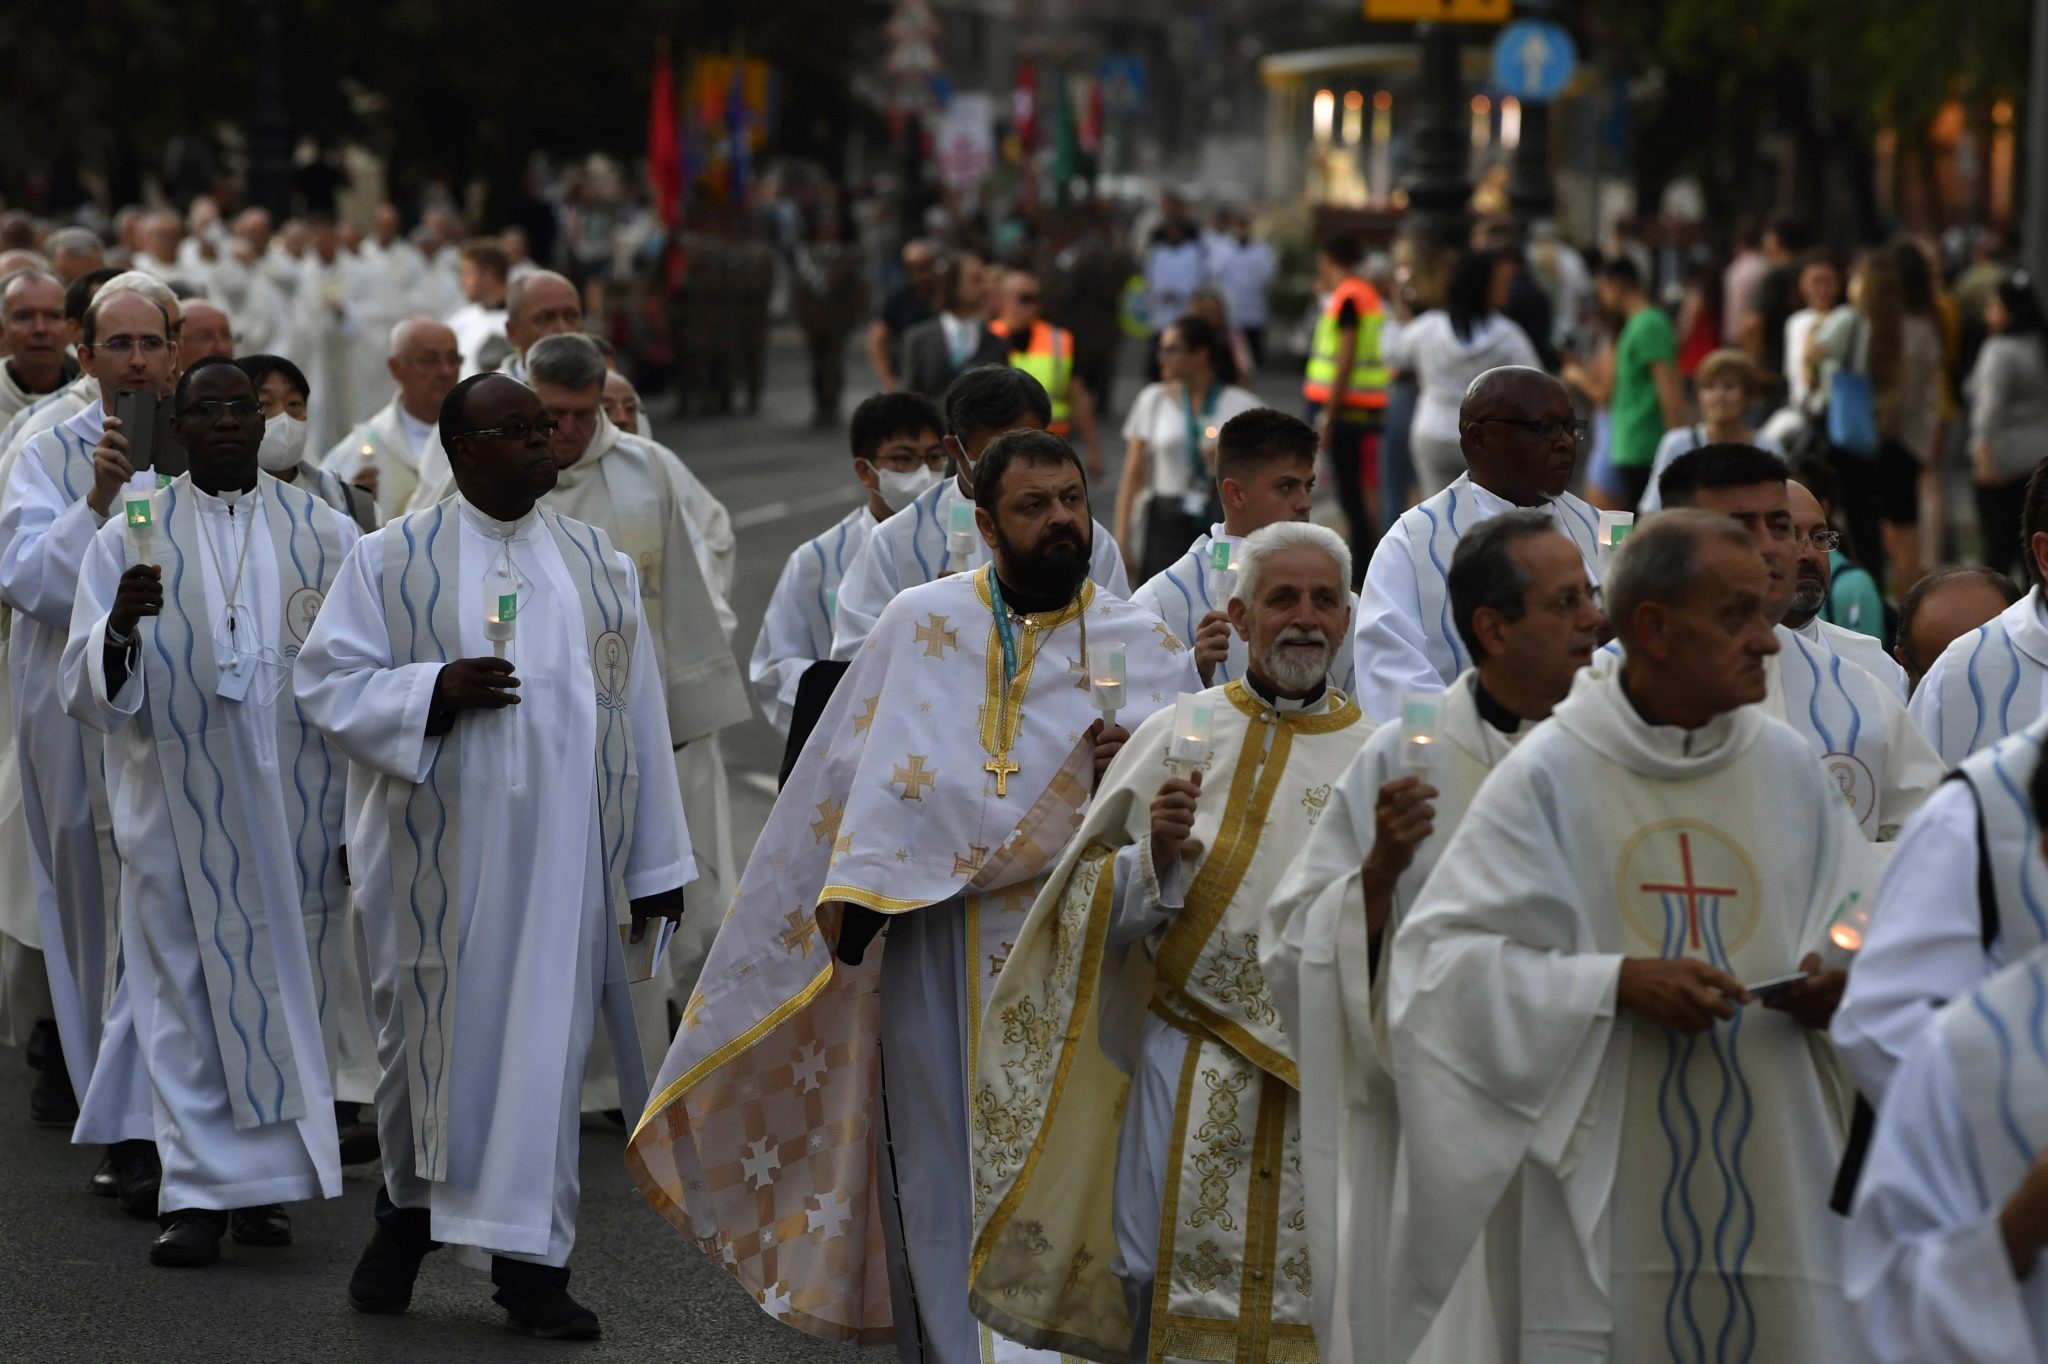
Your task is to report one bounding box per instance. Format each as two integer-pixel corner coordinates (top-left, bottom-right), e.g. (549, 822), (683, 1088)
(781, 908), (821, 958)
(915, 613), (959, 659)
(893, 753), (938, 801)
(985, 755), (1020, 797)
(853, 693), (880, 735)
(810, 799), (844, 844)
(1638, 831), (1740, 953)
(953, 845), (990, 876)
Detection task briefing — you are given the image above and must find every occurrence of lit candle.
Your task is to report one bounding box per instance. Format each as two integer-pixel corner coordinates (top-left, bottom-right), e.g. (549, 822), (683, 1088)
(1401, 692), (1442, 771)
(123, 496), (156, 565)
(1312, 89), (1336, 148)
(1166, 692), (1214, 773)
(1341, 90), (1364, 148)
(1500, 97), (1522, 152)
(947, 501), (977, 566)
(1371, 92), (1393, 207)
(1597, 510), (1636, 549)
(1091, 645), (1126, 725)
(483, 583), (517, 659)
(1813, 889), (1870, 973)
(1209, 539), (1238, 604)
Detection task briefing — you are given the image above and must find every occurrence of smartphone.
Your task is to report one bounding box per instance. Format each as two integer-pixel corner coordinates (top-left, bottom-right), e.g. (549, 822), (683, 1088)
(151, 400), (188, 477)
(1744, 971), (1810, 1003)
(113, 389), (157, 472)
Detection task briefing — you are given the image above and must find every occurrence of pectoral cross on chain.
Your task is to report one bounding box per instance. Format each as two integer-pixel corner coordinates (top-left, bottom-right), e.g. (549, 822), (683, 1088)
(985, 753), (1020, 797)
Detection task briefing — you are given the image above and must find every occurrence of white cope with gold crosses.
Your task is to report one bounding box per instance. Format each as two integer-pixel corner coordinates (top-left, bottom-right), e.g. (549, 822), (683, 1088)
(1383, 666), (1874, 1364)
(628, 565), (1195, 1353)
(969, 679), (1372, 1364)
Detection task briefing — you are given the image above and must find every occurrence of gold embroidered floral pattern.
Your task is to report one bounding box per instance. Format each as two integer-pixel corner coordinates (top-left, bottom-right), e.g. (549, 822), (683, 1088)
(1188, 1067), (1249, 1231)
(998, 998), (1058, 1083)
(1194, 929), (1279, 1027)
(1301, 783), (1331, 826)
(1178, 1239), (1233, 1294)
(1281, 1246), (1311, 1297)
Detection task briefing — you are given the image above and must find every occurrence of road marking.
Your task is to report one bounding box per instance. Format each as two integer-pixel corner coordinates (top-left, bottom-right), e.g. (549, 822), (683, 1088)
(732, 488), (865, 530)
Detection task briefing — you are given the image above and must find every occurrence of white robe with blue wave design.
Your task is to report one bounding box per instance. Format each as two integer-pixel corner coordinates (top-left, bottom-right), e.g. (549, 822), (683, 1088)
(1352, 473), (1601, 724)
(1387, 666), (1872, 1364)
(1910, 587), (2048, 768)
(749, 503), (876, 735)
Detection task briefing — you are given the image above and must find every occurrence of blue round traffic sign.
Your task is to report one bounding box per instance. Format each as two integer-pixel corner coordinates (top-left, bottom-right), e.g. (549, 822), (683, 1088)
(1491, 20), (1577, 102)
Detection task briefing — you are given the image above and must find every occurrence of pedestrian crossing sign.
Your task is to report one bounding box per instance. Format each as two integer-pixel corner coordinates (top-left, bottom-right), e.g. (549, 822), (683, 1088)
(1365, 0), (1510, 21)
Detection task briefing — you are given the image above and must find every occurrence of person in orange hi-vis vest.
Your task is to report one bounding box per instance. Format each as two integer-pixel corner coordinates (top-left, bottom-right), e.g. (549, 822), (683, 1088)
(1303, 235), (1389, 584)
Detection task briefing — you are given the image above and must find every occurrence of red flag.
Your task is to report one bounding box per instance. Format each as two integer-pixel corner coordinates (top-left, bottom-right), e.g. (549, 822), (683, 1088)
(648, 44), (681, 228)
(1013, 60), (1038, 151)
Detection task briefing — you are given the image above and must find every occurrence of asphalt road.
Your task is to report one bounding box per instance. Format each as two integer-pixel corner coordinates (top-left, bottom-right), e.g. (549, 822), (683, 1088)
(0, 333), (1179, 1361)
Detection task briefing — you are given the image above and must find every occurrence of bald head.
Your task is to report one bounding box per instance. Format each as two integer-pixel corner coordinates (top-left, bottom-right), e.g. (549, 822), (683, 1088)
(505, 270), (582, 353)
(180, 300), (235, 361)
(1, 269), (68, 388)
(0, 249), (45, 277)
(1457, 365), (1581, 506)
(387, 316), (462, 422)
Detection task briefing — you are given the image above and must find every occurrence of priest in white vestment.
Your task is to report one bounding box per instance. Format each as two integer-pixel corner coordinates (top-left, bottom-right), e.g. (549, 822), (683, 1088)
(832, 366), (1128, 659)
(1911, 534), (2048, 765)
(1651, 444), (1942, 846)
(347, 208), (430, 427)
(0, 287), (179, 1206)
(290, 226), (360, 455)
(515, 334), (753, 1112)
(0, 268), (76, 427)
(1261, 511), (1606, 1364)
(750, 392), (945, 734)
(294, 373), (691, 1340)
(1352, 366), (1601, 723)
(1132, 406), (1359, 695)
(63, 359), (351, 1265)
(1386, 511), (1873, 1364)
(1784, 478), (1908, 700)
(494, 270), (583, 387)
(1844, 934), (2048, 1360)
(969, 523), (1369, 1363)
(320, 317), (461, 522)
(630, 430), (1195, 1361)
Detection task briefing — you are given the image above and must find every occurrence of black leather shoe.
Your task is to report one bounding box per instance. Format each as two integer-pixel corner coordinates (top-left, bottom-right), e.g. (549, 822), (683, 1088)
(150, 1210), (226, 1268)
(494, 1285), (602, 1341)
(109, 1140), (162, 1219)
(28, 1031), (76, 1127)
(337, 1118), (380, 1166)
(347, 1193), (438, 1315)
(229, 1204), (292, 1247)
(87, 1153), (119, 1198)
(25, 1017), (54, 1071)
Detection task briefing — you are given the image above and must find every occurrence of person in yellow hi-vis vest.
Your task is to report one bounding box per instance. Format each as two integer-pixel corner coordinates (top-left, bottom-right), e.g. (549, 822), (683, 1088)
(990, 268), (1105, 476)
(1303, 234), (1389, 582)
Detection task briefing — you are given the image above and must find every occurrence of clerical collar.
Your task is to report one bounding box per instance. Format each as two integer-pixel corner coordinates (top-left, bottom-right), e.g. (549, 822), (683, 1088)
(457, 494), (540, 538)
(992, 572), (1076, 617)
(396, 405), (435, 454)
(1245, 670), (1325, 713)
(196, 481), (257, 512)
(1471, 677), (1524, 734)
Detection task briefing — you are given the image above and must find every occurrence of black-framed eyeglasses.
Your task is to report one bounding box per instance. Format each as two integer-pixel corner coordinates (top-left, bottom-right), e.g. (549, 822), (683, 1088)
(179, 399), (262, 422)
(1477, 417), (1593, 448)
(459, 414), (560, 442)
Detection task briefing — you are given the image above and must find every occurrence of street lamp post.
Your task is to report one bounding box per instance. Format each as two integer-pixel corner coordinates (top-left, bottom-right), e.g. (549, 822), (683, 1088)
(1403, 22), (1471, 251)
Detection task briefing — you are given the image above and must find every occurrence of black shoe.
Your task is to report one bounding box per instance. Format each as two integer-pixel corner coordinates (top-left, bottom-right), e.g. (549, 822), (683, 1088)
(229, 1204), (291, 1247)
(347, 1190), (438, 1315)
(28, 1030), (76, 1127)
(87, 1153), (119, 1199)
(109, 1140), (162, 1220)
(337, 1119), (380, 1166)
(25, 1017), (54, 1071)
(494, 1285), (601, 1340)
(150, 1210), (226, 1268)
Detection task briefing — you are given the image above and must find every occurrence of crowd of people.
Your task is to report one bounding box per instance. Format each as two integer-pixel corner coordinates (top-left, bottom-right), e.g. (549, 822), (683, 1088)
(4, 176), (2048, 1364)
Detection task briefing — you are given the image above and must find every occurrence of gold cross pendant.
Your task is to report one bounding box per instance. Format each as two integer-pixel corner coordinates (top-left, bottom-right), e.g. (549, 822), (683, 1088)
(985, 753), (1020, 797)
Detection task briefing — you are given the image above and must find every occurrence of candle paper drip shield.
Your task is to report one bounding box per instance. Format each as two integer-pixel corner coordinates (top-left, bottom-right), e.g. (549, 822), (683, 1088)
(1209, 539), (1239, 605)
(947, 501), (977, 565)
(1091, 644), (1126, 724)
(1813, 888), (1870, 973)
(1597, 510), (1635, 550)
(1166, 692), (1214, 772)
(123, 497), (157, 565)
(1401, 691), (1442, 770)
(480, 539), (529, 660)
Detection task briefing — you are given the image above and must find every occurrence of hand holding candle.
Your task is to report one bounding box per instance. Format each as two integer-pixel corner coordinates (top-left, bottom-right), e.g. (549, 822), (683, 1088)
(1400, 692), (1442, 771)
(1166, 693), (1214, 775)
(483, 585), (517, 660)
(1091, 645), (1126, 726)
(123, 496), (157, 566)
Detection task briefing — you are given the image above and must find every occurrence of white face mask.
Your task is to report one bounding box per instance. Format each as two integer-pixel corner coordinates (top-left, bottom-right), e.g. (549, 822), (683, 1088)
(865, 460), (940, 512)
(257, 411), (308, 473)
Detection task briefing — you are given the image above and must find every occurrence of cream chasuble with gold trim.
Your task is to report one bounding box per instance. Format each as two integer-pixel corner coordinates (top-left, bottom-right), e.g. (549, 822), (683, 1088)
(969, 680), (1371, 1363)
(629, 565), (1195, 1349)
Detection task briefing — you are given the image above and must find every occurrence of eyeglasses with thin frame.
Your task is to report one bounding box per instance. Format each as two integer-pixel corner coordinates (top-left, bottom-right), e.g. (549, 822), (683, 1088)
(1801, 529), (1843, 552)
(1476, 416), (1593, 449)
(179, 399), (262, 422)
(397, 351), (464, 369)
(460, 414), (560, 442)
(1540, 583), (1603, 616)
(93, 334), (169, 357)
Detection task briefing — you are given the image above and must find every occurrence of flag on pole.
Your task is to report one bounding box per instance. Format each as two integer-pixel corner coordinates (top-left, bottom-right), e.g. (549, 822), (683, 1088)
(647, 43), (681, 228)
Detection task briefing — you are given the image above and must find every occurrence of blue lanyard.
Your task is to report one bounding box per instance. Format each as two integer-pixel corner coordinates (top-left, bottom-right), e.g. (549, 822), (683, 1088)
(987, 571), (1019, 682)
(1182, 382), (1221, 483)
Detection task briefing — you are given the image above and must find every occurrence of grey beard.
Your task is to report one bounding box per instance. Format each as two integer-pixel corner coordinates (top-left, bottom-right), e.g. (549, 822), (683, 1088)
(1783, 579), (1827, 630)
(1257, 637), (1331, 693)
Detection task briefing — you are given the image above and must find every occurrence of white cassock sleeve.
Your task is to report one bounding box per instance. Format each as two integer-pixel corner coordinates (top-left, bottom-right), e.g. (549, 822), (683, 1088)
(1845, 1025), (2042, 1364)
(666, 454), (735, 599)
(58, 523), (145, 732)
(748, 546), (825, 737)
(1879, 689), (1948, 836)
(1106, 841), (1183, 947)
(618, 574), (695, 898)
(829, 528), (900, 660)
(1352, 527), (1443, 725)
(1907, 652), (1950, 752)
(0, 452), (105, 630)
(1834, 782), (1993, 1103)
(290, 533), (444, 783)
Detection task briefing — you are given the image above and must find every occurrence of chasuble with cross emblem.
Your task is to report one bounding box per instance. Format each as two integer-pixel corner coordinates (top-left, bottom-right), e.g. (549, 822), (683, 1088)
(630, 565), (1193, 1359)
(1382, 665), (1874, 1364)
